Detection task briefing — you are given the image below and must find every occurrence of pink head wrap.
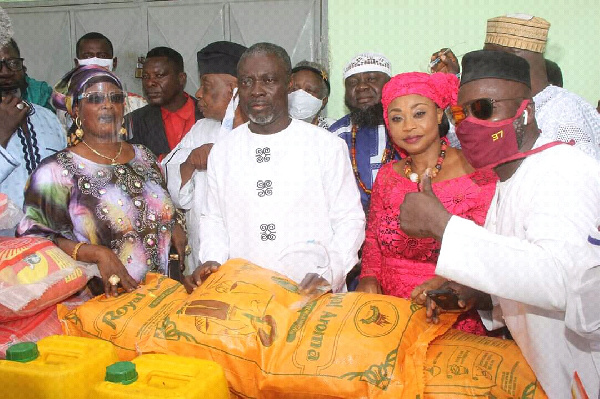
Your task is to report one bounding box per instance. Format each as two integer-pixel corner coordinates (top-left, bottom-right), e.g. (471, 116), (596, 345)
(381, 72), (459, 128)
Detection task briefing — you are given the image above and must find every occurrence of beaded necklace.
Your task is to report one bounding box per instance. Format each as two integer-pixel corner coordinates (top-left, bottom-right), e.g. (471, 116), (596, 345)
(403, 138), (447, 183)
(350, 124), (393, 195)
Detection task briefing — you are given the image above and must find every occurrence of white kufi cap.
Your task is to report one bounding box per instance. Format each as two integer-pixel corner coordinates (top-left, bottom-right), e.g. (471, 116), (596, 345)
(343, 52), (391, 80)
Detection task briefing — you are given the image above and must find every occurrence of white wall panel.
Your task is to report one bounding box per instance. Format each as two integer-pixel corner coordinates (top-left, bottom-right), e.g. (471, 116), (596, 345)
(229, 0), (318, 66)
(3, 0), (327, 103)
(7, 9), (72, 89)
(147, 2), (226, 94)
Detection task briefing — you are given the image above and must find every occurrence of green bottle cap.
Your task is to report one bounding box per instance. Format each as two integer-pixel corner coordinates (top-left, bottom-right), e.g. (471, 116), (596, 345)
(6, 342), (39, 362)
(105, 361), (138, 385)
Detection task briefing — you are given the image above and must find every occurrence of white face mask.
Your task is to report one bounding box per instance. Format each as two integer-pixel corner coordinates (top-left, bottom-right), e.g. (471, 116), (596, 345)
(77, 57), (114, 71)
(288, 89), (323, 122)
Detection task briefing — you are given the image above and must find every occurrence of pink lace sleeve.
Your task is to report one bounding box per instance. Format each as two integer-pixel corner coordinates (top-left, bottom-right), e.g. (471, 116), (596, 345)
(463, 169), (497, 227)
(359, 167), (387, 281)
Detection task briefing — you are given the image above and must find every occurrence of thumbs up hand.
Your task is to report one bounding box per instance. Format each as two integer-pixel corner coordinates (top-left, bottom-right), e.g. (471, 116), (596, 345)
(399, 169), (452, 241)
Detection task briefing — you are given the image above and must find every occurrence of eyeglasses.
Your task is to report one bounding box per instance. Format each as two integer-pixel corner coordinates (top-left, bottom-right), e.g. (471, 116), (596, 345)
(0, 58), (25, 72)
(447, 97), (525, 126)
(78, 91), (125, 104)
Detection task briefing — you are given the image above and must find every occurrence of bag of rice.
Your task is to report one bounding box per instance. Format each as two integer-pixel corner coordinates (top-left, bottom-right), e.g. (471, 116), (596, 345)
(0, 237), (88, 321)
(59, 259), (547, 399)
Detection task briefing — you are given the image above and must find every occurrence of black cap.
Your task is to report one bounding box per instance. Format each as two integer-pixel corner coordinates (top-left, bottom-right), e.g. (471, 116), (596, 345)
(460, 50), (531, 88)
(197, 41), (247, 77)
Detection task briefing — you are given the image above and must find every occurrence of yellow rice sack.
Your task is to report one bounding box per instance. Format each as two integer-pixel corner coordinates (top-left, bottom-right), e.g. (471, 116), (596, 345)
(58, 259), (547, 399)
(140, 259), (454, 398)
(422, 329), (546, 398)
(58, 273), (188, 360)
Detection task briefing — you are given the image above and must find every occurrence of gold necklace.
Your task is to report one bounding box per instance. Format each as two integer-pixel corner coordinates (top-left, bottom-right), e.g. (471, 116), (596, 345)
(82, 140), (123, 165)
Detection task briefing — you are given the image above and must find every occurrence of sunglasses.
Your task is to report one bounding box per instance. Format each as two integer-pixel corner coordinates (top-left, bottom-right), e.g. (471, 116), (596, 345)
(78, 91), (125, 105)
(0, 58), (25, 72)
(447, 97), (525, 126)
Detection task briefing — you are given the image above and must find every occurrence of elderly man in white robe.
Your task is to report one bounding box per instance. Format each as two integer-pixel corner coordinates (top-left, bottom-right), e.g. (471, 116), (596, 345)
(162, 41), (247, 272)
(402, 50), (600, 398)
(186, 42), (365, 293)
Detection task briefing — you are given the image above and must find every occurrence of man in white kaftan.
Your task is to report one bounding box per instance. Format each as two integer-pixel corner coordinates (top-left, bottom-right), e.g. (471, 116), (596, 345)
(437, 137), (600, 398)
(190, 43), (365, 293)
(200, 118), (364, 291)
(402, 50), (600, 398)
(163, 117), (222, 270)
(162, 41), (247, 271)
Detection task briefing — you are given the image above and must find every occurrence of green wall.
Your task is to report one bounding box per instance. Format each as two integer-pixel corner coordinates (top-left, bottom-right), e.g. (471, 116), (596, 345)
(327, 0), (600, 120)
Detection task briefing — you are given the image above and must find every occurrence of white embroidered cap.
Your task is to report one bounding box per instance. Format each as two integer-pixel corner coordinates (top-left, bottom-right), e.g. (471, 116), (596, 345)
(343, 52), (391, 80)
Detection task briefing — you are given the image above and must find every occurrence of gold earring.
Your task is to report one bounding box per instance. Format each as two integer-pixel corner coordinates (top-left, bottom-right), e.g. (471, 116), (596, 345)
(75, 117), (84, 139)
(119, 118), (128, 137)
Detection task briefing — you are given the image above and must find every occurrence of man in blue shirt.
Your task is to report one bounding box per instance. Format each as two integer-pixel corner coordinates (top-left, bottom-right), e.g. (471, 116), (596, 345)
(329, 52), (394, 213)
(0, 38), (65, 234)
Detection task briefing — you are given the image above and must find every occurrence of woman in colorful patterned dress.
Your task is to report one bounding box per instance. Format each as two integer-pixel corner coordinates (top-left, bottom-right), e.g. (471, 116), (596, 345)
(355, 72), (497, 335)
(17, 66), (185, 297)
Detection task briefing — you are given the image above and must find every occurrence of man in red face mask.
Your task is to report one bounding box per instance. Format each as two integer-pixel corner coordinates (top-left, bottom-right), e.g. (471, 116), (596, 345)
(399, 50), (600, 398)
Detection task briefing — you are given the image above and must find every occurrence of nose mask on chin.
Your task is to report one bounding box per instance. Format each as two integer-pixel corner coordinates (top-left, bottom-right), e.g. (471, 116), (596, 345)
(288, 89), (323, 122)
(455, 99), (530, 169)
(77, 57), (114, 71)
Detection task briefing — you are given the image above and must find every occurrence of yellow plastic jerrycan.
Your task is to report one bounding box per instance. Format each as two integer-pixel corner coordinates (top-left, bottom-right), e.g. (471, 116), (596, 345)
(0, 335), (119, 399)
(89, 354), (229, 399)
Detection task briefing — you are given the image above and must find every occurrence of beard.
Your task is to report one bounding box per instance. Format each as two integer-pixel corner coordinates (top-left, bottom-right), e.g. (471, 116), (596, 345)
(346, 100), (384, 128)
(248, 112), (275, 125)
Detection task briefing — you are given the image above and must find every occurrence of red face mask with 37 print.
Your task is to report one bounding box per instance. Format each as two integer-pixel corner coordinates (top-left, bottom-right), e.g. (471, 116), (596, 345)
(454, 99), (531, 169)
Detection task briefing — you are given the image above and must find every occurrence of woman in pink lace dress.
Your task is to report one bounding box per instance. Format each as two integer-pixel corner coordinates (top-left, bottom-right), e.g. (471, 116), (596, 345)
(355, 72), (497, 335)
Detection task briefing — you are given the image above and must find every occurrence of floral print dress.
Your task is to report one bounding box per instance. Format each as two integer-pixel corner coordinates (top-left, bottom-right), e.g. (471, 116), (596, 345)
(360, 161), (497, 335)
(17, 145), (175, 282)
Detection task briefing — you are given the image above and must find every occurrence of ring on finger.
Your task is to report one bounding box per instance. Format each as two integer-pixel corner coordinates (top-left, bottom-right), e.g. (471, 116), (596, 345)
(16, 102), (26, 110)
(108, 274), (121, 286)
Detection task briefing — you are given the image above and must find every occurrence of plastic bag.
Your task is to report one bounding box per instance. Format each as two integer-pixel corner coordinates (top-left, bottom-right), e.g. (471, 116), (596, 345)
(0, 288), (93, 358)
(0, 194), (23, 230)
(0, 306), (61, 358)
(0, 237), (89, 321)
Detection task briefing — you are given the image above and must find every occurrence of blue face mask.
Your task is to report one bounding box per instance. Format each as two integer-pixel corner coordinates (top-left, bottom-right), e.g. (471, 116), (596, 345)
(219, 88), (238, 135)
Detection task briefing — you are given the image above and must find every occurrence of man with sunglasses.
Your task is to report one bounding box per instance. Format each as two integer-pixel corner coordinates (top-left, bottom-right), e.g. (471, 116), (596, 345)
(401, 50), (600, 398)
(432, 14), (600, 160)
(0, 38), (65, 234)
